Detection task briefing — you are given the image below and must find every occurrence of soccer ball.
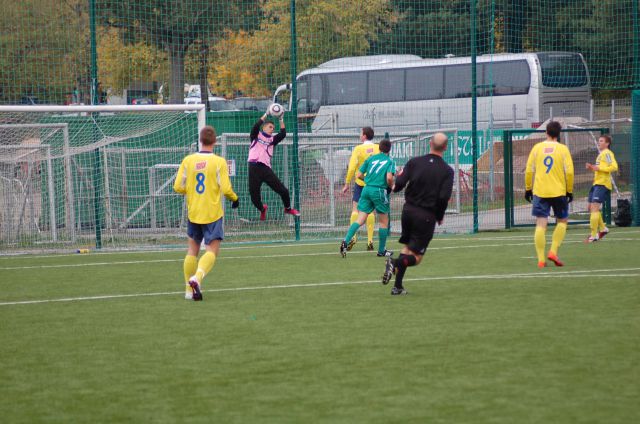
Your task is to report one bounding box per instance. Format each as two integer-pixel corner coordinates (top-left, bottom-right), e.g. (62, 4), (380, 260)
(268, 103), (284, 118)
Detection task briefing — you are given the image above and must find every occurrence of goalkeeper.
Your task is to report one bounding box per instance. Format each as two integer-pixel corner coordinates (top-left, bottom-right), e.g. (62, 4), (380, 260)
(247, 108), (300, 220)
(174, 125), (239, 301)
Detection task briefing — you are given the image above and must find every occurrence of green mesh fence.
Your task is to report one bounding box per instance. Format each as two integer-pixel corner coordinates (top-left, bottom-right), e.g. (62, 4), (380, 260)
(0, 1), (639, 250)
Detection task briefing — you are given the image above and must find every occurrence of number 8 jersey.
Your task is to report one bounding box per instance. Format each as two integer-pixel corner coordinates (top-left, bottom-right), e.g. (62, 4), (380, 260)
(173, 151), (238, 224)
(525, 140), (574, 198)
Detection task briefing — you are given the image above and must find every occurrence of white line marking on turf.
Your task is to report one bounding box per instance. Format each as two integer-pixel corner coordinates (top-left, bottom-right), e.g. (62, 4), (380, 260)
(1, 267), (639, 306)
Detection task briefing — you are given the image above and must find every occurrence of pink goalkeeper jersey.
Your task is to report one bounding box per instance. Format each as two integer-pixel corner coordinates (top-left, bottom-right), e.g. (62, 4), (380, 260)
(248, 131), (276, 168)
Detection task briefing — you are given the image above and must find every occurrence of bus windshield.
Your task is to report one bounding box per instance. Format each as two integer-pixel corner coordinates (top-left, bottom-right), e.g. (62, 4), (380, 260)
(538, 53), (588, 88)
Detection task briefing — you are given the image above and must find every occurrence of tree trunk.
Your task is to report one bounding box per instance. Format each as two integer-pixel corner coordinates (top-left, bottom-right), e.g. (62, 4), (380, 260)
(168, 42), (187, 104)
(198, 42), (210, 111)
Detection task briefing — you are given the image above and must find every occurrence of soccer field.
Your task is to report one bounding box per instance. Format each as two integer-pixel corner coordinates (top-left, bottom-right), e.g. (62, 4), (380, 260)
(1, 228), (639, 423)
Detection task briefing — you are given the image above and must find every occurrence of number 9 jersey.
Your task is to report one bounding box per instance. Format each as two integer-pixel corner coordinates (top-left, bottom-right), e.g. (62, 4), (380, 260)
(173, 152), (239, 224)
(525, 140), (574, 198)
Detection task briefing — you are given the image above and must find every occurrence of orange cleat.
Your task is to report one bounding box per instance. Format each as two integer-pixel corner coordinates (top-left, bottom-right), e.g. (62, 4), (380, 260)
(547, 253), (564, 267)
(537, 261), (546, 269)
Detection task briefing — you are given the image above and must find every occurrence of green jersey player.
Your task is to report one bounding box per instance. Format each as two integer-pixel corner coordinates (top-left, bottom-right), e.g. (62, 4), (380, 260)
(340, 138), (396, 258)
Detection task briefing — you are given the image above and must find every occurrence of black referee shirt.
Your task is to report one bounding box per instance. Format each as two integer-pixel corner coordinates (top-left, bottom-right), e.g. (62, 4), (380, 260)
(393, 153), (454, 221)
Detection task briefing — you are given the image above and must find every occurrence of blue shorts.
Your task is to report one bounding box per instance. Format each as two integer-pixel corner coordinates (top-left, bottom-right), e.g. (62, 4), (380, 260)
(187, 218), (224, 245)
(588, 185), (609, 204)
(532, 195), (569, 219)
(352, 184), (364, 202)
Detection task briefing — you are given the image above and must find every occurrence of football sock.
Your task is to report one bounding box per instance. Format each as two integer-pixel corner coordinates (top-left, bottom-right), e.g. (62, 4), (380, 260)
(590, 211), (600, 237)
(350, 211), (359, 241)
(550, 222), (567, 255)
(378, 227), (388, 253)
(344, 222), (360, 245)
(394, 254), (416, 288)
(184, 255), (198, 284)
(366, 213), (375, 244)
(534, 226), (546, 263)
(597, 212), (605, 231)
(195, 251), (217, 283)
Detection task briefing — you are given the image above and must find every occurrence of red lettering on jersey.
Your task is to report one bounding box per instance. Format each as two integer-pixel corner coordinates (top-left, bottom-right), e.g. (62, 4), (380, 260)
(195, 161), (207, 170)
(543, 147), (555, 154)
(366, 148), (374, 154)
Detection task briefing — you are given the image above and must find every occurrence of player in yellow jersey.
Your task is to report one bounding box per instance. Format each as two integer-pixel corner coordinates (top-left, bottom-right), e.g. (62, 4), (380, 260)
(524, 121), (574, 268)
(341, 127), (380, 252)
(173, 126), (239, 301)
(584, 134), (618, 243)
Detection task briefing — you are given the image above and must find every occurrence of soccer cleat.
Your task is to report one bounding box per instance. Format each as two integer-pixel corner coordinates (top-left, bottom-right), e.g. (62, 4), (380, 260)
(376, 250), (393, 257)
(382, 257), (395, 285)
(598, 227), (609, 240)
(367, 241), (374, 251)
(284, 207), (301, 217)
(346, 238), (357, 251)
(537, 261), (546, 269)
(340, 241), (347, 258)
(391, 287), (408, 296)
(584, 235), (599, 243)
(188, 278), (203, 301)
(547, 252), (564, 267)
(260, 204), (268, 221)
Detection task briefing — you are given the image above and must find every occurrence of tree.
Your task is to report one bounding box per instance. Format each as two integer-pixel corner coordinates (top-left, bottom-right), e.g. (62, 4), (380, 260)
(97, 0), (259, 103)
(210, 0), (397, 96)
(0, 0), (91, 104)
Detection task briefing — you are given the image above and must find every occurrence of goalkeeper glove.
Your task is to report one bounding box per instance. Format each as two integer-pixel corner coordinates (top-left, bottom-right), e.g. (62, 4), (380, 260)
(231, 199), (240, 209)
(524, 190), (533, 203)
(566, 192), (573, 203)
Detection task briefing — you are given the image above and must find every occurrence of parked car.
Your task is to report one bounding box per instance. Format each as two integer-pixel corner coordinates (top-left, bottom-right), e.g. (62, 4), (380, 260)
(184, 95), (239, 112)
(232, 97), (272, 111)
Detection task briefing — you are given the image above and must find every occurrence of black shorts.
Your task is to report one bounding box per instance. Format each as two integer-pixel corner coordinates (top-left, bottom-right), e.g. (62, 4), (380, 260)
(398, 203), (436, 255)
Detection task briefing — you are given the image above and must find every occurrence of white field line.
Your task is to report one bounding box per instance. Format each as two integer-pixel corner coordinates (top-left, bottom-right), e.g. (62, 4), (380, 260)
(2, 230), (639, 261)
(1, 267), (639, 307)
(1, 238), (639, 271)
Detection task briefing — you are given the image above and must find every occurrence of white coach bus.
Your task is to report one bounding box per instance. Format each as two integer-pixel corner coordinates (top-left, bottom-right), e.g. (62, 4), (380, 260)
(274, 52), (591, 132)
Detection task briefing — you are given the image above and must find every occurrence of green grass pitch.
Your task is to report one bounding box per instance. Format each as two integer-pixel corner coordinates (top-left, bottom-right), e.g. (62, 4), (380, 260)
(1, 228), (639, 423)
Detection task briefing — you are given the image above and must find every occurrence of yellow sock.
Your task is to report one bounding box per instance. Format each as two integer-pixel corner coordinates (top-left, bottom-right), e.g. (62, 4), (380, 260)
(184, 255), (197, 283)
(195, 251), (217, 284)
(350, 211), (359, 241)
(550, 222), (567, 255)
(534, 226), (546, 263)
(590, 212), (600, 237)
(597, 212), (605, 231)
(366, 213), (375, 244)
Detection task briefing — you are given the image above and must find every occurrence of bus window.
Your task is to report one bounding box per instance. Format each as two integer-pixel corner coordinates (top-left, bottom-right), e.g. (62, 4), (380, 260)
(406, 67), (444, 101)
(368, 69), (404, 102)
(444, 64), (473, 99)
(308, 75), (322, 113)
(538, 53), (588, 88)
(326, 72), (367, 105)
(484, 61), (530, 96)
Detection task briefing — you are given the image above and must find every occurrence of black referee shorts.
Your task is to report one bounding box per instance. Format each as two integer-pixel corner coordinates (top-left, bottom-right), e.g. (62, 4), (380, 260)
(398, 203), (436, 255)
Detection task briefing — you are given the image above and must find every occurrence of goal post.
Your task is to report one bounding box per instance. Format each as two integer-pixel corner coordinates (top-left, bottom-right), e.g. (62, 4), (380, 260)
(0, 104), (205, 251)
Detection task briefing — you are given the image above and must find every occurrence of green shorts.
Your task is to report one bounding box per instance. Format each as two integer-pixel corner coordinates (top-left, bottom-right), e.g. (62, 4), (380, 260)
(357, 186), (390, 215)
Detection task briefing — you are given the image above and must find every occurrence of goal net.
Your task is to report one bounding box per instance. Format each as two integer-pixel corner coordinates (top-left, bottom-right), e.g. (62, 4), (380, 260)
(0, 104), (205, 251)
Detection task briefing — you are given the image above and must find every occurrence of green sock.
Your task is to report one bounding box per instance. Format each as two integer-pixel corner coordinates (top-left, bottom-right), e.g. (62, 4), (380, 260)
(344, 222), (361, 244)
(378, 227), (388, 253)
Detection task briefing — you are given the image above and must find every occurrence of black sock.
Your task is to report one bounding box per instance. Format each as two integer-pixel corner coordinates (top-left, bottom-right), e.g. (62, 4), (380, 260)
(394, 254), (417, 288)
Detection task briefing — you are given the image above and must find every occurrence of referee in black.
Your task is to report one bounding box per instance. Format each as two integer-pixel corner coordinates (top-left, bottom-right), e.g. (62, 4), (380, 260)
(382, 132), (454, 295)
